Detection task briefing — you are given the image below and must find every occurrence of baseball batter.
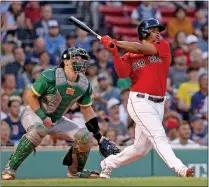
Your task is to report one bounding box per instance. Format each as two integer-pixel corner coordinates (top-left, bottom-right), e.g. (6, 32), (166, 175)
(99, 18), (194, 178)
(2, 47), (119, 180)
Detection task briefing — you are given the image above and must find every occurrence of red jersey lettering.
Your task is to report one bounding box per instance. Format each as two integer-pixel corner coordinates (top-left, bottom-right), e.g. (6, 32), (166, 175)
(121, 39), (171, 96)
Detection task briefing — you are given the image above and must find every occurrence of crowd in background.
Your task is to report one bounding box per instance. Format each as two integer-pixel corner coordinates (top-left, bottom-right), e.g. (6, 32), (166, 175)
(1, 1), (208, 149)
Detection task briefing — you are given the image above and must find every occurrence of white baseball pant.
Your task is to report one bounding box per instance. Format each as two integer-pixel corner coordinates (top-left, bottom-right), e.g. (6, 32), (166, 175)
(102, 91), (185, 173)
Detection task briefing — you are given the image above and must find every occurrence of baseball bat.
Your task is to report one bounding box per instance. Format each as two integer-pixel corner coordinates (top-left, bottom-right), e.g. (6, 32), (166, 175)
(69, 16), (114, 48)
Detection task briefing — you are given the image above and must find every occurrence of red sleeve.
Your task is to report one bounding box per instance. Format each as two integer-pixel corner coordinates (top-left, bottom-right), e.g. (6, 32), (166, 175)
(112, 52), (132, 78)
(152, 39), (170, 58)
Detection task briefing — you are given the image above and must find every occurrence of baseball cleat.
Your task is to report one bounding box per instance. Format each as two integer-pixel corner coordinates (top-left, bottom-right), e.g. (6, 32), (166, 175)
(177, 166), (194, 177)
(67, 169), (100, 179)
(186, 168), (194, 177)
(2, 169), (16, 180)
(100, 160), (112, 179)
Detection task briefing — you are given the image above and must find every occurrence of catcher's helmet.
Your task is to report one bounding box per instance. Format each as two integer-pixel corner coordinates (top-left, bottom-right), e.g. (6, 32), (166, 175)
(59, 47), (90, 72)
(138, 18), (165, 41)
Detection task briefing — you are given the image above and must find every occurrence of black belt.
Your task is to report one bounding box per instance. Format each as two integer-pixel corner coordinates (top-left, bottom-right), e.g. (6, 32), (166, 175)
(136, 93), (164, 103)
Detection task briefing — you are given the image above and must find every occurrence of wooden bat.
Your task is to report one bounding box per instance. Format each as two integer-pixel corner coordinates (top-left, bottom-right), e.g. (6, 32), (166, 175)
(69, 16), (114, 48)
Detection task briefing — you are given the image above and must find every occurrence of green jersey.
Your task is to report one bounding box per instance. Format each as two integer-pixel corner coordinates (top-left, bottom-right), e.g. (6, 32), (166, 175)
(31, 68), (92, 122)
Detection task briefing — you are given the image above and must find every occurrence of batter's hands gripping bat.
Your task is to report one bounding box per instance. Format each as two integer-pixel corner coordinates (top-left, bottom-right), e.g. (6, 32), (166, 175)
(69, 16), (114, 48)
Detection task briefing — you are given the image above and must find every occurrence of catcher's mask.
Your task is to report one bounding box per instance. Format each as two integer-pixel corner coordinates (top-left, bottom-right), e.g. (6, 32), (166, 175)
(59, 47), (90, 73)
(138, 18), (165, 41)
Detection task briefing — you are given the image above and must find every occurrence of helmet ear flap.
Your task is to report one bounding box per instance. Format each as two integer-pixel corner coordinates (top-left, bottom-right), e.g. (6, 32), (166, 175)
(142, 29), (151, 40)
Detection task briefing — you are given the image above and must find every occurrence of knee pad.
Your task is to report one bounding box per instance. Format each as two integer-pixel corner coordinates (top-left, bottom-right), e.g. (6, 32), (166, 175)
(74, 128), (93, 152)
(25, 123), (47, 147)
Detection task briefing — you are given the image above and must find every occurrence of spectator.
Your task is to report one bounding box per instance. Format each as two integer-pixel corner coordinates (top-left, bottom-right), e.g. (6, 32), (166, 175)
(1, 2), (23, 32)
(4, 96), (26, 145)
(167, 49), (188, 93)
(167, 6), (193, 38)
(66, 34), (76, 48)
(33, 4), (53, 38)
(44, 20), (66, 65)
(176, 67), (199, 112)
(95, 48), (116, 85)
(200, 96), (208, 120)
(164, 119), (178, 143)
(198, 52), (208, 76)
(55, 139), (68, 147)
(98, 115), (109, 136)
(1, 121), (14, 147)
(119, 88), (130, 128)
(85, 60), (98, 91)
(189, 48), (203, 69)
(88, 40), (101, 60)
(190, 114), (207, 145)
(117, 78), (131, 90)
(93, 73), (121, 112)
(198, 24), (208, 52)
(106, 128), (118, 144)
(1, 93), (9, 120)
(185, 35), (200, 60)
(163, 112), (181, 142)
(75, 27), (94, 52)
(15, 12), (34, 50)
(4, 47), (25, 77)
(21, 56), (38, 89)
(164, 94), (182, 119)
(193, 8), (208, 37)
(172, 31), (187, 52)
(201, 24), (208, 42)
(107, 98), (128, 142)
(170, 121), (200, 148)
(24, 1), (41, 30)
(20, 89), (29, 113)
(1, 74), (18, 96)
(32, 65), (44, 82)
(120, 122), (135, 146)
(1, 37), (15, 72)
(39, 51), (54, 70)
(40, 135), (53, 146)
(26, 37), (45, 64)
(191, 74), (208, 114)
(131, 2), (161, 26)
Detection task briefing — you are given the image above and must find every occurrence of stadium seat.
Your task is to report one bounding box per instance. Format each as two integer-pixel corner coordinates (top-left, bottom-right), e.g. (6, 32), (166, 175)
(121, 1), (139, 7)
(159, 7), (196, 17)
(99, 5), (124, 16)
(123, 5), (136, 15)
(105, 16), (133, 26)
(121, 35), (139, 42)
(113, 26), (138, 37)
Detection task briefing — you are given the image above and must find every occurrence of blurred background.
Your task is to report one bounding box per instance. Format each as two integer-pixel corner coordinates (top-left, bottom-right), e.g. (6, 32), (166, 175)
(0, 0), (208, 178)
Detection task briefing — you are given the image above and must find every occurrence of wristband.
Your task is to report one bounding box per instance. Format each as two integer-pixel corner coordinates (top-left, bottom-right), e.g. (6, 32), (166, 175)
(35, 108), (47, 121)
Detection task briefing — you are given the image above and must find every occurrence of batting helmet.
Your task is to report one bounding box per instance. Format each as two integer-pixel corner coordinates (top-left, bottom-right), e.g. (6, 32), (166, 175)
(138, 18), (165, 41)
(59, 47), (90, 72)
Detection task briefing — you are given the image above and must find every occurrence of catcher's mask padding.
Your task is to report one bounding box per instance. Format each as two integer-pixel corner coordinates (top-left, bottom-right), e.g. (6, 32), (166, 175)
(59, 47), (90, 72)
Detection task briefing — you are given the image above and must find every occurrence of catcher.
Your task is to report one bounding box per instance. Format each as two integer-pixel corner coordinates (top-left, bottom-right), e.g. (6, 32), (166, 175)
(2, 47), (120, 180)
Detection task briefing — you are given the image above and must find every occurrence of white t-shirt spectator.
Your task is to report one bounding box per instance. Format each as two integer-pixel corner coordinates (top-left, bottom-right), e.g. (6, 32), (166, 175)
(119, 104), (128, 128)
(170, 138), (201, 148)
(131, 4), (161, 22)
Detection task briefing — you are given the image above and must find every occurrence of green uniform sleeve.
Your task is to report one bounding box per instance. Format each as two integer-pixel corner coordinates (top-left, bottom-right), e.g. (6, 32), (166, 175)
(77, 82), (93, 107)
(31, 75), (48, 97)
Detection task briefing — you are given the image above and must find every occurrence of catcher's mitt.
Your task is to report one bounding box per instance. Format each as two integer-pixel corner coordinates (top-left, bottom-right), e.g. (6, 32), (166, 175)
(99, 138), (120, 158)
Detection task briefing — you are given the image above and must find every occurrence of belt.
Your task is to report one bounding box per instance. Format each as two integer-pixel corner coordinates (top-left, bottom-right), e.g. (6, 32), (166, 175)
(136, 93), (164, 103)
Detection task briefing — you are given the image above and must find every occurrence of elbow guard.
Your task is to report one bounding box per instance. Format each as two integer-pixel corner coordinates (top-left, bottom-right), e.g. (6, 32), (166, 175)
(85, 117), (102, 142)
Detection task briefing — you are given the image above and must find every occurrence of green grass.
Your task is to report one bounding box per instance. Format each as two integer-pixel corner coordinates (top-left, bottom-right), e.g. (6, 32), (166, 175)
(1, 177), (208, 186)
